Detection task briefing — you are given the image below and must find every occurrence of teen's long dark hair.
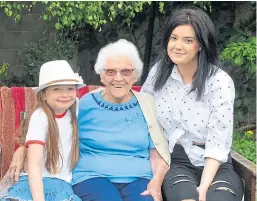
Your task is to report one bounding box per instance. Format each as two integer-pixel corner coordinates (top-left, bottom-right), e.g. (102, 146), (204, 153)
(153, 7), (220, 100)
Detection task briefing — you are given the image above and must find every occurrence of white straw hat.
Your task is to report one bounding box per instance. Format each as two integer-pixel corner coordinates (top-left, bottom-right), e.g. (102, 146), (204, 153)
(33, 60), (86, 93)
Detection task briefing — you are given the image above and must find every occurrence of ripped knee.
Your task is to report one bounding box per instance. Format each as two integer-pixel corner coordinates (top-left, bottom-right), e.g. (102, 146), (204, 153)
(181, 200), (196, 201)
(172, 179), (190, 185)
(210, 180), (237, 196)
(214, 186), (236, 196)
(170, 174), (198, 187)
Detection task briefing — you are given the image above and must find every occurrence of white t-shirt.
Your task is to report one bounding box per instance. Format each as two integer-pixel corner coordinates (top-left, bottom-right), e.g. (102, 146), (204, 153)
(23, 108), (73, 183)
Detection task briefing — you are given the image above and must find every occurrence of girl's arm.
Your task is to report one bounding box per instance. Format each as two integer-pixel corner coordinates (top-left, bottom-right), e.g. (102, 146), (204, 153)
(27, 144), (45, 201)
(8, 145), (26, 183)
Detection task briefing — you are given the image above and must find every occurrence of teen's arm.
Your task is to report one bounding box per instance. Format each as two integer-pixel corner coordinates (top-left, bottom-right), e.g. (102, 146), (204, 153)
(27, 144), (45, 201)
(199, 74), (235, 201)
(197, 158), (220, 201)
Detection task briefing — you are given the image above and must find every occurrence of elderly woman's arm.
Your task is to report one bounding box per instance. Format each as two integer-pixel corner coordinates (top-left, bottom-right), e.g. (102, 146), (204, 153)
(150, 149), (169, 184)
(141, 148), (169, 201)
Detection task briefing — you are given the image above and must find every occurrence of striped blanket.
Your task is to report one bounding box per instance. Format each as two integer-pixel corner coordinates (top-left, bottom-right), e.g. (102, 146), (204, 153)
(0, 87), (36, 180)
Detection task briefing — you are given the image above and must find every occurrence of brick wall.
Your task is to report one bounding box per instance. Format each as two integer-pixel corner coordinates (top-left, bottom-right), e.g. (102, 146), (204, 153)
(0, 3), (54, 78)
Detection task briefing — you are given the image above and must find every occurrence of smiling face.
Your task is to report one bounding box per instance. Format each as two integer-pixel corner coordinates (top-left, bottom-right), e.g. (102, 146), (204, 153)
(100, 56), (137, 103)
(44, 85), (77, 115)
(167, 24), (200, 67)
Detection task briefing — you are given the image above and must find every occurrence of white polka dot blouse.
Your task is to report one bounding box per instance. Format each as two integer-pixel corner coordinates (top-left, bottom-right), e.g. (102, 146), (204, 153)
(141, 64), (235, 166)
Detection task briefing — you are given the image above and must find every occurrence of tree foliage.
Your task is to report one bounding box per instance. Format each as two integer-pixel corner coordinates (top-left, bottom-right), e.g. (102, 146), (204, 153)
(0, 1), (167, 87)
(0, 1), (165, 31)
(0, 1), (33, 22)
(193, 1), (212, 12)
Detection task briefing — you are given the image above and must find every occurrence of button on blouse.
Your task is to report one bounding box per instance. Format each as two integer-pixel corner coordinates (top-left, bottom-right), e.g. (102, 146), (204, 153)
(141, 64), (235, 166)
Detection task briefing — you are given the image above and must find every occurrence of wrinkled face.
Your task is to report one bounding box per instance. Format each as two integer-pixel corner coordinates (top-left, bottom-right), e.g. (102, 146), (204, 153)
(100, 56), (137, 103)
(167, 24), (200, 66)
(44, 85), (77, 115)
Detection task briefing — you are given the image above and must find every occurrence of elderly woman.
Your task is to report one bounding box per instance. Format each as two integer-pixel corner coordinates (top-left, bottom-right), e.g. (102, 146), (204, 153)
(7, 39), (170, 201)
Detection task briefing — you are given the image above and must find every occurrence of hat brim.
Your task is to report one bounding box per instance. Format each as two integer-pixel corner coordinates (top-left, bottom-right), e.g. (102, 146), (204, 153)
(33, 82), (86, 93)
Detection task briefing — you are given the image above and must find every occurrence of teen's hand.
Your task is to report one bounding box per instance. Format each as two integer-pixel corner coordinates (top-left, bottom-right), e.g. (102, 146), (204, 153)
(197, 185), (208, 201)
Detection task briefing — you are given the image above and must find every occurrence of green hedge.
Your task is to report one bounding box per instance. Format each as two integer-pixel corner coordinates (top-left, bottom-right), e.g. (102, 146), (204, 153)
(232, 130), (256, 164)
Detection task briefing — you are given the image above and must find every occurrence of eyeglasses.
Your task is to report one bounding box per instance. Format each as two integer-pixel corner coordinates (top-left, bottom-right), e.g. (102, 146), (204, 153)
(103, 69), (135, 76)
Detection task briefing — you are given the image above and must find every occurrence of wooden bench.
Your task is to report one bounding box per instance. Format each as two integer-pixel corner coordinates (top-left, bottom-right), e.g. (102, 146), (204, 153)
(0, 85), (256, 200)
(231, 150), (256, 201)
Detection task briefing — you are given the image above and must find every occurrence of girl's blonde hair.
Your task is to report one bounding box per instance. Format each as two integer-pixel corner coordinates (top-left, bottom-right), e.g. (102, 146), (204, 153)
(19, 88), (79, 174)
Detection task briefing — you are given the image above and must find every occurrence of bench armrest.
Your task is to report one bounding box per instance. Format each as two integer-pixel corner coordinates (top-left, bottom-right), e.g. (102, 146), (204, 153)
(231, 150), (256, 201)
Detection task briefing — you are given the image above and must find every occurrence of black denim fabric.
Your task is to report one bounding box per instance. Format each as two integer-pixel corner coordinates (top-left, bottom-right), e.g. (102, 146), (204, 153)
(162, 144), (244, 201)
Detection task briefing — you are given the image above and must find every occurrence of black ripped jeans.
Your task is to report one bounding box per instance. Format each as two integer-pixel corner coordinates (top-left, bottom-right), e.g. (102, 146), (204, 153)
(162, 144), (244, 201)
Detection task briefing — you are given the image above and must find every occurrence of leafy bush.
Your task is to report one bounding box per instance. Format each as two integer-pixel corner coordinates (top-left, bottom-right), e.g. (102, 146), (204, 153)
(232, 131), (256, 164)
(221, 36), (256, 75)
(16, 30), (78, 86)
(220, 33), (256, 128)
(0, 62), (9, 86)
(0, 62), (8, 76)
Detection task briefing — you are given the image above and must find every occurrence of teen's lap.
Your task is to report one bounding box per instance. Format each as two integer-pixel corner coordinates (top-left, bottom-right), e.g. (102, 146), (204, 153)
(162, 144), (244, 201)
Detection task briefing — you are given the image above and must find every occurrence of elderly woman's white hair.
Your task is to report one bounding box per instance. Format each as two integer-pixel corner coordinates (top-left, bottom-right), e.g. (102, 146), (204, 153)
(94, 39), (143, 78)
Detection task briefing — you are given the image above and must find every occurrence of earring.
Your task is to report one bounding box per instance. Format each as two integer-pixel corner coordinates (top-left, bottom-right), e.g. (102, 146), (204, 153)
(199, 47), (202, 51)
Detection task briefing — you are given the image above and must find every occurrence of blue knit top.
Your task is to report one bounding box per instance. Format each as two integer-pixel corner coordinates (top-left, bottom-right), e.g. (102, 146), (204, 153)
(72, 91), (155, 185)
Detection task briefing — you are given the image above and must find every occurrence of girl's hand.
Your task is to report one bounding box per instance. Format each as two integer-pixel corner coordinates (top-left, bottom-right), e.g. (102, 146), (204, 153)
(8, 146), (26, 183)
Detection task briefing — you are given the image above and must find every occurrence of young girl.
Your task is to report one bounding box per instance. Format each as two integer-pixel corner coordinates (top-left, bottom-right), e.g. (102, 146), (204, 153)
(3, 60), (84, 201)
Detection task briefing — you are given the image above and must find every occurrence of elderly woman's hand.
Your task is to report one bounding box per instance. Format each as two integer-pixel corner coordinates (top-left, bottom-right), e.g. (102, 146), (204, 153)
(141, 177), (163, 201)
(8, 145), (26, 183)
